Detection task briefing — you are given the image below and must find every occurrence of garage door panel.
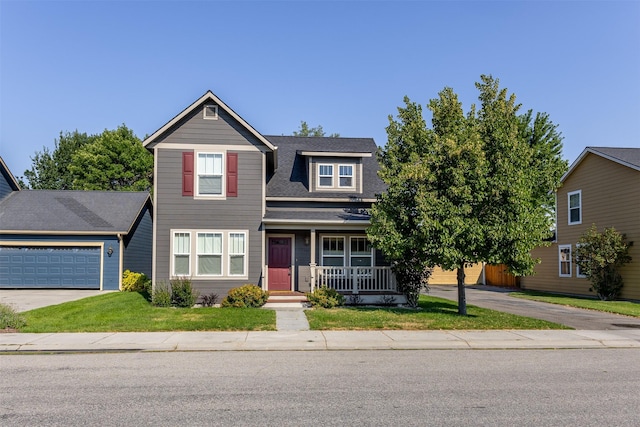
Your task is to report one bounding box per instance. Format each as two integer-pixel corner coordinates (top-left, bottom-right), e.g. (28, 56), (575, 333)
(0, 246), (101, 289)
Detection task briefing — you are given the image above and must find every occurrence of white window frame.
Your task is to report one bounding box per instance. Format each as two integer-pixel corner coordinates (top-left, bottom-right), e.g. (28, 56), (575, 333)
(203, 104), (218, 120)
(349, 236), (373, 267)
(196, 152), (225, 197)
(558, 244), (572, 277)
(575, 243), (587, 278)
(321, 236), (345, 267)
(339, 164), (354, 188)
(568, 190), (582, 225)
(318, 164), (334, 187)
(172, 231), (191, 277)
(228, 232), (247, 276)
(196, 232), (223, 277)
(170, 229), (248, 280)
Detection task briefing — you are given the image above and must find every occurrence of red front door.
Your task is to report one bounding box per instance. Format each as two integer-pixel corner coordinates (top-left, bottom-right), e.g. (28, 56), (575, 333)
(268, 237), (292, 291)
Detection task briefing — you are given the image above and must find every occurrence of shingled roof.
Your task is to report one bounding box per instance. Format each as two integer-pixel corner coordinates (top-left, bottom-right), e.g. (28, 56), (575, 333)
(264, 136), (386, 199)
(0, 190), (150, 234)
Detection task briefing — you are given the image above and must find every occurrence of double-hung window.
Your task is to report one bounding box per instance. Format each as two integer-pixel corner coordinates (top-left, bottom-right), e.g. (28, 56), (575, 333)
(229, 233), (246, 276)
(318, 164), (333, 187)
(197, 153), (223, 196)
(322, 237), (345, 266)
(350, 237), (372, 267)
(339, 165), (353, 187)
(197, 232), (222, 276)
(173, 232), (191, 276)
(558, 245), (572, 277)
(568, 190), (581, 225)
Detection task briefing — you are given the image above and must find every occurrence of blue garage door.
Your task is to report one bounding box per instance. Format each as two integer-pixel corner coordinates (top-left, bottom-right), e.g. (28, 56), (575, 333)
(0, 246), (101, 289)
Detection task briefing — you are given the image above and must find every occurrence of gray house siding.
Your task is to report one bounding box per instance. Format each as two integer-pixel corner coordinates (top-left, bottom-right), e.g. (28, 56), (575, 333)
(123, 205), (153, 278)
(0, 234), (121, 290)
(0, 168), (18, 200)
(153, 107), (266, 296)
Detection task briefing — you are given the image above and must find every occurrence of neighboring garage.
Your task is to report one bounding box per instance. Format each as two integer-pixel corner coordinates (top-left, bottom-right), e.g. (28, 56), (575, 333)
(0, 157), (152, 290)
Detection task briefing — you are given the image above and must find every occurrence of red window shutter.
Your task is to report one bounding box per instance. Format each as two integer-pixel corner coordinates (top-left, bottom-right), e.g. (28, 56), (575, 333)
(227, 152), (238, 197)
(182, 151), (194, 196)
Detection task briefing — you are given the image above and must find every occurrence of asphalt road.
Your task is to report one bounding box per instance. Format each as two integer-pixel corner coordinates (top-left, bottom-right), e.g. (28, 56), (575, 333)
(2, 349), (639, 426)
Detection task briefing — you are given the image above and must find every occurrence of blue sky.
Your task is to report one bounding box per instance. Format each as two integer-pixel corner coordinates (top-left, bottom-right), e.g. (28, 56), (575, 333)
(1, 1), (639, 179)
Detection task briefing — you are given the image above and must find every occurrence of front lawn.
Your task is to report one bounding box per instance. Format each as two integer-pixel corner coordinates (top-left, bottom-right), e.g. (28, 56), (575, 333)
(306, 295), (568, 330)
(510, 291), (640, 318)
(20, 292), (276, 333)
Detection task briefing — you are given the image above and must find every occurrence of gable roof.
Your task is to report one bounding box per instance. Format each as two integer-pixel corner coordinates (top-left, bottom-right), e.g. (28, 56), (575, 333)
(142, 91), (277, 152)
(0, 157), (21, 192)
(563, 146), (640, 182)
(264, 136), (386, 200)
(0, 190), (151, 235)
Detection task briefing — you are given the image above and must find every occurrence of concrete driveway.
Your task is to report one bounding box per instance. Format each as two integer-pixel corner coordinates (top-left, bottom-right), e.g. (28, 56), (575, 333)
(0, 289), (109, 312)
(428, 285), (640, 330)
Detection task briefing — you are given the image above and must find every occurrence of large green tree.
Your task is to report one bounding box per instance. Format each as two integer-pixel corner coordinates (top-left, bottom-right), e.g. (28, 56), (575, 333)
(368, 75), (567, 314)
(293, 121), (340, 137)
(22, 125), (152, 192)
(22, 130), (96, 189)
(68, 125), (153, 191)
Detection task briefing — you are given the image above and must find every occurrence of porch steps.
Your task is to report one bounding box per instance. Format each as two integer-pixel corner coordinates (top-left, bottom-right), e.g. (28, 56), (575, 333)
(265, 292), (308, 308)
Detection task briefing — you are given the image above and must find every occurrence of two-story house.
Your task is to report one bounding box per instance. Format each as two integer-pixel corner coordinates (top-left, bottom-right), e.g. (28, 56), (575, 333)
(143, 91), (401, 301)
(521, 147), (640, 300)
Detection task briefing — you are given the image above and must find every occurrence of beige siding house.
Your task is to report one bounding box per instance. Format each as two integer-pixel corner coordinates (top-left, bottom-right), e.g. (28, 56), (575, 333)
(521, 147), (640, 300)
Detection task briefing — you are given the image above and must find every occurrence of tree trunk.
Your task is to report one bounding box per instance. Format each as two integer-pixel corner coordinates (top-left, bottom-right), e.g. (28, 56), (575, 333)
(457, 263), (467, 315)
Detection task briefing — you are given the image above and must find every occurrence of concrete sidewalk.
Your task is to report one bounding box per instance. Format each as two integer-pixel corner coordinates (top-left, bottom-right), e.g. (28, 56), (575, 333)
(2, 329), (640, 352)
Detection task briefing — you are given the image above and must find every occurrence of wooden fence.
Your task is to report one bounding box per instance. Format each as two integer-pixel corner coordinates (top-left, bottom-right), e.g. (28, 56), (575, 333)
(484, 264), (520, 287)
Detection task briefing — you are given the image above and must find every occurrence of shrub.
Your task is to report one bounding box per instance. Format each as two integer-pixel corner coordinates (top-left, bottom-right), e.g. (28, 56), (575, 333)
(151, 282), (172, 307)
(200, 293), (219, 307)
(171, 278), (199, 308)
(0, 303), (26, 330)
(575, 225), (633, 301)
(306, 287), (345, 308)
(221, 284), (269, 308)
(122, 270), (150, 293)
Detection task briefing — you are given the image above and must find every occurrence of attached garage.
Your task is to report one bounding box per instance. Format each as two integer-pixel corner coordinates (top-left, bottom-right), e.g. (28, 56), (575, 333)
(0, 159), (153, 290)
(0, 246), (102, 289)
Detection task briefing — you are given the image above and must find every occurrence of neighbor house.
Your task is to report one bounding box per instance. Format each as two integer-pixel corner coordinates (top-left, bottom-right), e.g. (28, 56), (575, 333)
(143, 91), (484, 302)
(520, 147), (640, 300)
(0, 157), (152, 290)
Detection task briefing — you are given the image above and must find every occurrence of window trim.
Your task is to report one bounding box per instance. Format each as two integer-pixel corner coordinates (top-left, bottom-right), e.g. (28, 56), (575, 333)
(575, 243), (587, 279)
(203, 104), (219, 120)
(170, 229), (248, 280)
(196, 152), (225, 198)
(228, 232), (247, 277)
(321, 236), (346, 267)
(568, 190), (582, 225)
(318, 164), (334, 188)
(196, 232), (223, 277)
(339, 164), (354, 189)
(349, 236), (373, 267)
(558, 244), (572, 278)
(172, 231), (191, 277)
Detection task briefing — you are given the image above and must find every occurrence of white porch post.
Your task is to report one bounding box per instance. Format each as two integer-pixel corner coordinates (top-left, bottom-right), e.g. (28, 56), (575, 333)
(309, 229), (316, 291)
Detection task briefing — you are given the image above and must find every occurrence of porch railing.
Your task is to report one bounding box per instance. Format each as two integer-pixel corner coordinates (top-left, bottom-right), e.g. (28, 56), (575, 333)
(312, 266), (397, 294)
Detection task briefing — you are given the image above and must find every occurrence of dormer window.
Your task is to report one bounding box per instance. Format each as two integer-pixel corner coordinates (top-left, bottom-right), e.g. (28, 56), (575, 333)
(318, 164), (333, 187)
(339, 165), (353, 187)
(203, 104), (218, 120)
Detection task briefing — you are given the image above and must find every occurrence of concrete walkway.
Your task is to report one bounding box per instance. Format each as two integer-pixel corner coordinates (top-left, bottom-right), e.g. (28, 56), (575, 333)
(428, 285), (640, 330)
(271, 308), (310, 331)
(1, 329), (639, 352)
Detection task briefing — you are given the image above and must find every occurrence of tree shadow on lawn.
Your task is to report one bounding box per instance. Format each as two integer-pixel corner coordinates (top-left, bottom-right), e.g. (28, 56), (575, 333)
(344, 298), (478, 318)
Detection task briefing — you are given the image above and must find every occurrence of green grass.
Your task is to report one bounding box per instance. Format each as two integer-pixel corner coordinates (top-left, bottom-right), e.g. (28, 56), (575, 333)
(510, 291), (640, 318)
(20, 292), (276, 333)
(305, 295), (568, 330)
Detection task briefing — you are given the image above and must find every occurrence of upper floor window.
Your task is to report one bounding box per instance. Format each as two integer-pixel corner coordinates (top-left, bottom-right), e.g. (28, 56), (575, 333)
(558, 244), (571, 277)
(339, 165), (353, 187)
(317, 163), (355, 190)
(568, 190), (582, 225)
(318, 164), (333, 187)
(198, 153), (223, 196)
